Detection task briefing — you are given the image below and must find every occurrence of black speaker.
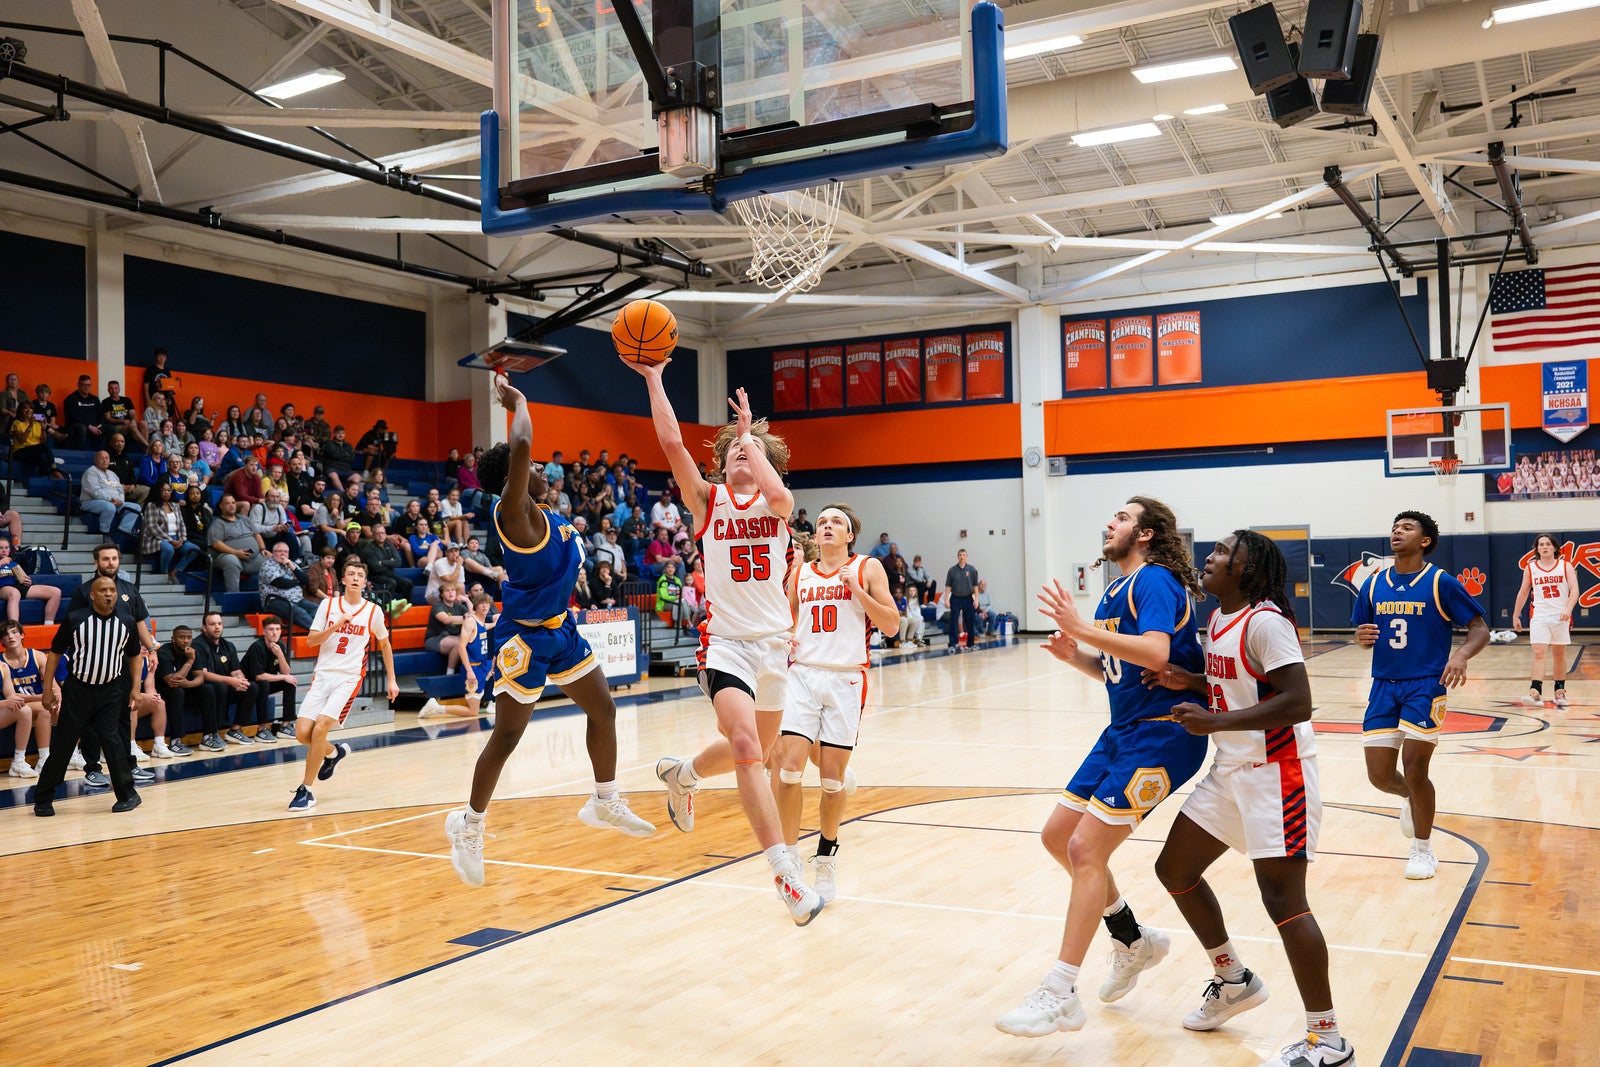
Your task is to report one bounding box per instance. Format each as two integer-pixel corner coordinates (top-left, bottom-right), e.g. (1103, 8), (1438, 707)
(1299, 0), (1362, 80)
(1267, 44), (1319, 127)
(1321, 33), (1383, 116)
(1228, 4), (1297, 94)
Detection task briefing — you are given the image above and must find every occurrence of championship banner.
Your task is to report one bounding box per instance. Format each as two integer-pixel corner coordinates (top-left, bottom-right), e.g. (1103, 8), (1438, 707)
(924, 333), (964, 403)
(575, 607), (641, 685)
(845, 342), (883, 407)
(1062, 319), (1107, 391)
(1156, 310), (1202, 385)
(807, 345), (844, 410)
(1109, 316), (1154, 388)
(772, 348), (808, 412)
(1543, 361), (1589, 443)
(884, 338), (922, 404)
(964, 330), (1007, 400)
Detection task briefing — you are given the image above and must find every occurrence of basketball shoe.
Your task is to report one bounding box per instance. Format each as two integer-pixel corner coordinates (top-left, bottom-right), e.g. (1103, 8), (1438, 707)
(317, 742), (351, 781)
(1522, 688), (1541, 706)
(444, 809), (487, 887)
(1182, 970), (1269, 1030)
(775, 865), (823, 926)
(1399, 797), (1414, 839)
(287, 785), (315, 812)
(1100, 926), (1170, 1002)
(995, 985), (1086, 1038)
(655, 756), (698, 832)
(1404, 841), (1437, 880)
(1554, 689), (1570, 709)
(1266, 1033), (1356, 1066)
(813, 853), (838, 903)
(577, 794), (657, 837)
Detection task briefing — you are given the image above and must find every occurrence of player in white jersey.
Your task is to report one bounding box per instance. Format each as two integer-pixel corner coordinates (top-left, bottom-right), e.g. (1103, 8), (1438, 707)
(1144, 531), (1352, 1067)
(1512, 533), (1578, 708)
(630, 356), (823, 925)
(774, 504), (900, 903)
(288, 558), (398, 812)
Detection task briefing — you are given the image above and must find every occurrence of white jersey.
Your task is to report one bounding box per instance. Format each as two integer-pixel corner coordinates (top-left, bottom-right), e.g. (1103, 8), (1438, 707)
(1204, 604), (1314, 769)
(694, 483), (792, 640)
(312, 595), (387, 674)
(1528, 558), (1574, 620)
(794, 554), (870, 671)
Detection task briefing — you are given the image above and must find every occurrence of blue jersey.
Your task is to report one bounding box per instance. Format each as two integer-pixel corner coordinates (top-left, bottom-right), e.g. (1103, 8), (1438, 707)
(3, 649), (44, 694)
(0, 561), (19, 589)
(1353, 563), (1484, 680)
(464, 616), (491, 670)
(495, 501), (584, 626)
(1096, 563), (1203, 728)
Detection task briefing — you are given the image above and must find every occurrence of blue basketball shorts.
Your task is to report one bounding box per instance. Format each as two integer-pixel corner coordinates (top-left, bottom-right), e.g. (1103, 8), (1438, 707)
(488, 618), (597, 704)
(1363, 677), (1447, 747)
(1061, 719), (1208, 826)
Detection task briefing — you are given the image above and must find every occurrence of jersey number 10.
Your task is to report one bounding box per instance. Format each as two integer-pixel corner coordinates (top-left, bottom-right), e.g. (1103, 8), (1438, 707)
(810, 604), (837, 632)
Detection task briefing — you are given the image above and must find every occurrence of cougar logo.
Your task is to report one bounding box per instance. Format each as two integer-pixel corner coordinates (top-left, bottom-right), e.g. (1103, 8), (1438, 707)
(1332, 552), (1392, 596)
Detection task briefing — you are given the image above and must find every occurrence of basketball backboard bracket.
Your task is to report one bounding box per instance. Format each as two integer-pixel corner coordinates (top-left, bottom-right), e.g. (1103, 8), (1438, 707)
(482, 1), (1008, 236)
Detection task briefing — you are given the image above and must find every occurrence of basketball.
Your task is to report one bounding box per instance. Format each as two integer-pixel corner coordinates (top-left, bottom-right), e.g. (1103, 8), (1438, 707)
(612, 299), (678, 366)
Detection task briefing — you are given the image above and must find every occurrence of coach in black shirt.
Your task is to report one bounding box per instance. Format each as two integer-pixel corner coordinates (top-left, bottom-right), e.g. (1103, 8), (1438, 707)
(33, 576), (143, 814)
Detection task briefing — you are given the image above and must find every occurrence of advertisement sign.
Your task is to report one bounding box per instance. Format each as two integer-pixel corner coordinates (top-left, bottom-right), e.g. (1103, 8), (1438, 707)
(575, 607), (641, 685)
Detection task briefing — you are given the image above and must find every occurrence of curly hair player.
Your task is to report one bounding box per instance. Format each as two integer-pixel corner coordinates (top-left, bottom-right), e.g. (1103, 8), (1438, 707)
(444, 374), (654, 887)
(1352, 510), (1488, 880)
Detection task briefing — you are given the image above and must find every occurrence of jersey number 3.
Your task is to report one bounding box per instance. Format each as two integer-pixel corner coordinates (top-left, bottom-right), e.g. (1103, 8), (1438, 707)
(729, 544), (771, 582)
(1387, 618), (1407, 649)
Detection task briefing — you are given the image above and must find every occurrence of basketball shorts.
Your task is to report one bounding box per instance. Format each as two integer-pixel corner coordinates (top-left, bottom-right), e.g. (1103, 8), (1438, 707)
(699, 634), (788, 712)
(465, 657), (491, 696)
(1180, 756), (1322, 860)
(299, 670), (363, 724)
(1061, 719), (1208, 826)
(489, 618), (597, 705)
(781, 664), (867, 748)
(1363, 677), (1447, 747)
(1530, 615), (1571, 646)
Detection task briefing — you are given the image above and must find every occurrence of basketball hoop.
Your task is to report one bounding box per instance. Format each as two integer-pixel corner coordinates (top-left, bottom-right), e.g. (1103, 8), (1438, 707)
(730, 184), (844, 291)
(1430, 456), (1462, 486)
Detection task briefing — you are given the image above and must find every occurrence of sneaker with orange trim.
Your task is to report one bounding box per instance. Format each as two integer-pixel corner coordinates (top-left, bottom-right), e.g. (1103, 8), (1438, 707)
(1266, 1032), (1355, 1066)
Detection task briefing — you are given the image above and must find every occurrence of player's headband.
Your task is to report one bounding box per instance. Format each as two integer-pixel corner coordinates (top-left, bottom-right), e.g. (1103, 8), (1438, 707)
(818, 507), (852, 534)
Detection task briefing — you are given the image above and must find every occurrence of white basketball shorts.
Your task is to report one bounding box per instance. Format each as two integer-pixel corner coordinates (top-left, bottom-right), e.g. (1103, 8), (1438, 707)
(701, 634), (789, 712)
(1179, 756), (1322, 860)
(781, 664), (867, 748)
(298, 670), (363, 725)
(1530, 615), (1571, 646)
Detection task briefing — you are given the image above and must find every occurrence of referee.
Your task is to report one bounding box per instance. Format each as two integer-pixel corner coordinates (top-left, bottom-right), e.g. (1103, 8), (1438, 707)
(32, 575), (145, 816)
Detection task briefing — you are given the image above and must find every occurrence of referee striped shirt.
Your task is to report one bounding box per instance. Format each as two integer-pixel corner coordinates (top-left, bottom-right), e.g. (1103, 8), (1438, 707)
(51, 607), (136, 686)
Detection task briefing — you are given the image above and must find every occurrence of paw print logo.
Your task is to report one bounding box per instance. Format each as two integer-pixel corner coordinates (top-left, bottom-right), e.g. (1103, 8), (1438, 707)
(1458, 567), (1487, 596)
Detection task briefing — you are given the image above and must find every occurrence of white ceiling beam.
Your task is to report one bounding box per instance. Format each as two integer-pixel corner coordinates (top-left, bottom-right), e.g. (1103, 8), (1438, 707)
(1532, 205), (1600, 237)
(1432, 51), (1600, 137)
(1435, 154), (1600, 176)
(229, 215), (485, 232)
(194, 134), (484, 209)
(183, 108), (484, 129)
(1369, 79), (1459, 236)
(875, 237), (1032, 301)
(70, 0), (161, 201)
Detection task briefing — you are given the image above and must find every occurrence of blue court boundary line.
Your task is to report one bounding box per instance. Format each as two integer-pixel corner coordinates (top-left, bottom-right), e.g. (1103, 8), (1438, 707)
(147, 789), (1043, 1065)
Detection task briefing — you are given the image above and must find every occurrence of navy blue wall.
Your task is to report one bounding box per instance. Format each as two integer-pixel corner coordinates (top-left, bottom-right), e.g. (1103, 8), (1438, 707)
(124, 257), (426, 399)
(508, 314), (699, 418)
(0, 231), (86, 359)
(1062, 280), (1431, 396)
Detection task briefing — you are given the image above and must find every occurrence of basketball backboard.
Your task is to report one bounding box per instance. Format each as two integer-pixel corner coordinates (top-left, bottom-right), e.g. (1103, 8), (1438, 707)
(1385, 403), (1512, 476)
(458, 339), (567, 373)
(482, 0), (1007, 234)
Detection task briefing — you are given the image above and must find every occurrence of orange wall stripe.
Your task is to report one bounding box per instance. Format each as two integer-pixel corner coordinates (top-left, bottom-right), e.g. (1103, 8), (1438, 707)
(520, 400), (715, 469)
(774, 404), (1022, 471)
(1479, 358), (1599, 428)
(1045, 373), (1440, 455)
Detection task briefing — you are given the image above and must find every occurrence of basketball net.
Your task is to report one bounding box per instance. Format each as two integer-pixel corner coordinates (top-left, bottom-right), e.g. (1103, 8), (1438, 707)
(731, 184), (844, 291)
(1430, 456), (1461, 486)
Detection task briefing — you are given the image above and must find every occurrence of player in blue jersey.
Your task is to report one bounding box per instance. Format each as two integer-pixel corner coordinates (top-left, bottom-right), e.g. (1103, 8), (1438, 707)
(1352, 510), (1488, 880)
(419, 591), (495, 719)
(444, 374), (654, 887)
(997, 497), (1209, 1039)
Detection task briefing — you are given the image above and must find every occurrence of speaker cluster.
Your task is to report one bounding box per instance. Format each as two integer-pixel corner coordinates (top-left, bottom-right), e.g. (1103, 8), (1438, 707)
(1227, 1), (1381, 128)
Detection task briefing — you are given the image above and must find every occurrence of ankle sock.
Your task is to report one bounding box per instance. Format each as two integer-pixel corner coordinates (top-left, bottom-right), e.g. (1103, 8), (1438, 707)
(1043, 960), (1079, 995)
(1307, 1009), (1342, 1043)
(465, 805), (486, 825)
(594, 780), (617, 800)
(1206, 940), (1247, 982)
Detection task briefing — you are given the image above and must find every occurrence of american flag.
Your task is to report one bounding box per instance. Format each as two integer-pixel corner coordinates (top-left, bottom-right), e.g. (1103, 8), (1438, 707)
(1489, 262), (1600, 352)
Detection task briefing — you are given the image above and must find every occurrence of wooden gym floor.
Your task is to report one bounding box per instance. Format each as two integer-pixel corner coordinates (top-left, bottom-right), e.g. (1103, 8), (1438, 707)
(4, 635), (1596, 1066)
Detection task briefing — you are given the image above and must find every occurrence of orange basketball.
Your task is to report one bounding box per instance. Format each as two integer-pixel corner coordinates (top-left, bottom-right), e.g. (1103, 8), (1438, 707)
(612, 299), (678, 366)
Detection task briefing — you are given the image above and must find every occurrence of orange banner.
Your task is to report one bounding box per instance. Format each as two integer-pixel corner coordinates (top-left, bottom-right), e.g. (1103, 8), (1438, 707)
(1063, 319), (1108, 391)
(845, 342), (882, 407)
(1109, 316), (1154, 388)
(772, 349), (807, 413)
(924, 334), (964, 403)
(964, 330), (1006, 400)
(884, 338), (922, 405)
(807, 345), (843, 411)
(1156, 310), (1202, 385)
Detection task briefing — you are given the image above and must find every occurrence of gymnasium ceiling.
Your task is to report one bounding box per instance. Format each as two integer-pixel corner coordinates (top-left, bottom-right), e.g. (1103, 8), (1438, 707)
(2, 0), (1599, 344)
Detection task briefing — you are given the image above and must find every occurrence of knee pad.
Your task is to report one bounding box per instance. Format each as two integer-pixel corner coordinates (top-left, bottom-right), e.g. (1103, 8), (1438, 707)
(778, 767), (803, 785)
(820, 778), (844, 793)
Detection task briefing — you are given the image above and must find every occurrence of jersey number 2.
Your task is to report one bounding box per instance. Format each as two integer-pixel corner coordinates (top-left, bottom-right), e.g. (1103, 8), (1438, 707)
(335, 636), (349, 655)
(730, 545), (770, 582)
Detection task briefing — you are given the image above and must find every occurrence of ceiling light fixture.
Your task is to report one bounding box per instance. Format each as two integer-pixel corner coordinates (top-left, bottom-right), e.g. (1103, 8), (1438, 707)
(1485, 0), (1600, 24)
(1210, 211), (1284, 226)
(259, 68), (346, 100)
(1131, 53), (1239, 84)
(1182, 103), (1230, 115)
(1070, 122), (1164, 147)
(1004, 33), (1085, 60)
(1151, 113), (1175, 121)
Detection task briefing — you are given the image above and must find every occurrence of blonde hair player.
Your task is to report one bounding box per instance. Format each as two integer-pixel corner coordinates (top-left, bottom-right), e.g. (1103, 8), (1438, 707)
(628, 356), (824, 925)
(287, 558), (399, 812)
(1511, 533), (1577, 708)
(774, 504), (899, 903)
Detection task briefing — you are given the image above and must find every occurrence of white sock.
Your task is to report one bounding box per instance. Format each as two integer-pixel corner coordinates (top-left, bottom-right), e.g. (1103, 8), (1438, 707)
(13, 751), (24, 763)
(594, 780), (617, 800)
(1043, 960), (1079, 996)
(1206, 941), (1247, 982)
(38, 748), (49, 762)
(1306, 1009), (1341, 1043)
(677, 757), (700, 786)
(763, 843), (794, 874)
(1102, 894), (1126, 917)
(1414, 838), (1433, 853)
(465, 806), (486, 825)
